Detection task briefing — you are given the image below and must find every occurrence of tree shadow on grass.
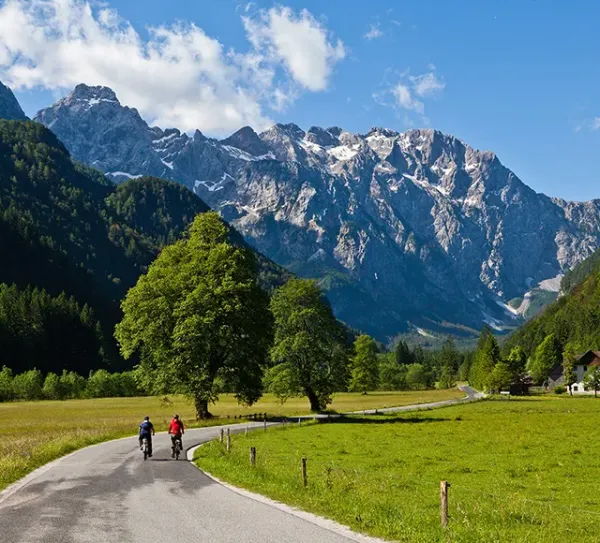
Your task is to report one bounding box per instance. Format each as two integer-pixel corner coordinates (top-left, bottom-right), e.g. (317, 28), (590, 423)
(319, 415), (451, 425)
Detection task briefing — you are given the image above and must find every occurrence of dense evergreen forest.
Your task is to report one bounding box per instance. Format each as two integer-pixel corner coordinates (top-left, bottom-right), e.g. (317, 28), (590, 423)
(0, 120), (287, 375)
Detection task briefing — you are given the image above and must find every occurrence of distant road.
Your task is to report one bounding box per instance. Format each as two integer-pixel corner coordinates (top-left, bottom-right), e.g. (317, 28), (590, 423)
(0, 388), (482, 543)
(345, 385), (483, 415)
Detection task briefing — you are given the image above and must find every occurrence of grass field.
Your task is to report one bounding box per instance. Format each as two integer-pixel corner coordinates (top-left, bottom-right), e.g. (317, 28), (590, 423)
(195, 396), (600, 543)
(0, 388), (462, 492)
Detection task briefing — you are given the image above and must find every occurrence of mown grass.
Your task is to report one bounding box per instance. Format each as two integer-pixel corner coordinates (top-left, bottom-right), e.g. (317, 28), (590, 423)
(0, 389), (462, 491)
(195, 396), (600, 543)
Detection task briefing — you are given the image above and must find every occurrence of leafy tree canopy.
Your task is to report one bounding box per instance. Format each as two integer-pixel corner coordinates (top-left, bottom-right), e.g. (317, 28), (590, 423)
(116, 212), (273, 418)
(269, 278), (350, 412)
(349, 335), (379, 394)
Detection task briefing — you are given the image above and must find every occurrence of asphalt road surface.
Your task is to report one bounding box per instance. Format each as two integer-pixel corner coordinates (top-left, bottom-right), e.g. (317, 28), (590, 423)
(0, 389), (481, 543)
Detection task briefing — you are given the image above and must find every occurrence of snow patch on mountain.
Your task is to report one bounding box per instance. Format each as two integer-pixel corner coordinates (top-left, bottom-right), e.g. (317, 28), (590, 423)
(32, 82), (600, 340)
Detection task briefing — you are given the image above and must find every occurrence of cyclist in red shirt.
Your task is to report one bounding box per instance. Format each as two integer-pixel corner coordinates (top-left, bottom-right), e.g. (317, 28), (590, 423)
(168, 414), (185, 458)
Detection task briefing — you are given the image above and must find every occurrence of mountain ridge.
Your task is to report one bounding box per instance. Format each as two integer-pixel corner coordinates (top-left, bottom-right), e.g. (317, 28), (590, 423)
(27, 83), (600, 341)
(0, 81), (27, 121)
(0, 118), (288, 373)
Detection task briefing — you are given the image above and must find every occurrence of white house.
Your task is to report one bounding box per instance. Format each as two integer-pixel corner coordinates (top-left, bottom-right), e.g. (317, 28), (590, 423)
(547, 350), (600, 394)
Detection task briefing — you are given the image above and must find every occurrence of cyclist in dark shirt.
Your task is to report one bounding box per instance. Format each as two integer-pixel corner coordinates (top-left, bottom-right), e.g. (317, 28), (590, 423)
(138, 416), (155, 457)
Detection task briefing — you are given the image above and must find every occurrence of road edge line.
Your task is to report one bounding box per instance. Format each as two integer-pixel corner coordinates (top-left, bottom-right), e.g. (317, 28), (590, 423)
(187, 443), (389, 543)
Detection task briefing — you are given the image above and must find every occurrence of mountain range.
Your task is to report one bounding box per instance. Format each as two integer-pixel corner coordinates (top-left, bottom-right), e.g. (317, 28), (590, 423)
(6, 81), (600, 341)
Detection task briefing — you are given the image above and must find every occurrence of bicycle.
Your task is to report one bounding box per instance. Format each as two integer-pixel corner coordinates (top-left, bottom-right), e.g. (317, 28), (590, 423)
(142, 437), (149, 461)
(172, 437), (182, 460)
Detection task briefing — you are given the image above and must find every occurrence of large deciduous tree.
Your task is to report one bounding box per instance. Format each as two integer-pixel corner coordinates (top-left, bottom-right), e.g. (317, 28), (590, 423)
(349, 335), (379, 394)
(584, 367), (600, 397)
(115, 212), (272, 419)
(506, 346), (527, 382)
(528, 333), (562, 385)
(562, 344), (578, 395)
(487, 361), (512, 393)
(269, 279), (349, 412)
(469, 331), (501, 392)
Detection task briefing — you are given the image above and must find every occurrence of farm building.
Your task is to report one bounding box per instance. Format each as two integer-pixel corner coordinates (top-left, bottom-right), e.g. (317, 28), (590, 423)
(547, 350), (600, 394)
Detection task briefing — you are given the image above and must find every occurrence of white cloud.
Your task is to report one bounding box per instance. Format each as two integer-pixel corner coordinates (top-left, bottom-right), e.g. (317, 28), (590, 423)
(410, 72), (445, 97)
(0, 0), (344, 135)
(242, 6), (345, 92)
(374, 66), (445, 122)
(591, 118), (600, 131)
(392, 84), (424, 114)
(363, 24), (383, 41)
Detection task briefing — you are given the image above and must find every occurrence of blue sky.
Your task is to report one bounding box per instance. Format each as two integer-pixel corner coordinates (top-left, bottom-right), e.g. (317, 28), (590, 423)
(1, 0), (600, 201)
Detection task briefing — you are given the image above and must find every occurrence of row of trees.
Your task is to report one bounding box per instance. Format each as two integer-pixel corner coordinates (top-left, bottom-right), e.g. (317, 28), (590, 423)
(116, 212), (347, 416)
(0, 367), (142, 402)
(116, 213), (463, 417)
(0, 284), (106, 375)
(468, 328), (527, 393)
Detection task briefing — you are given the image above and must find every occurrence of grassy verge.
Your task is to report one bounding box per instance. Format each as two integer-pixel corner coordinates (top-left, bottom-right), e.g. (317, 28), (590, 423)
(0, 389), (462, 491)
(195, 396), (600, 543)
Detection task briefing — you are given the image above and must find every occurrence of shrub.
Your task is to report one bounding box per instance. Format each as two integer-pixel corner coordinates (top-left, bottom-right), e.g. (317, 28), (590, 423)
(554, 386), (567, 395)
(12, 369), (43, 400)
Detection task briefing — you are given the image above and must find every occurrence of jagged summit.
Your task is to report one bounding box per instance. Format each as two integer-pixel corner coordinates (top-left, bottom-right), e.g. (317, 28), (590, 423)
(29, 81), (600, 339)
(69, 83), (119, 103)
(305, 126), (339, 147)
(221, 126), (269, 156)
(0, 80), (27, 120)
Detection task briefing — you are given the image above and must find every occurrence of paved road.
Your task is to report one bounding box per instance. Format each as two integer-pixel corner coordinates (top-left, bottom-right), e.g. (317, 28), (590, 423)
(346, 385), (483, 415)
(0, 389), (482, 543)
(0, 423), (378, 543)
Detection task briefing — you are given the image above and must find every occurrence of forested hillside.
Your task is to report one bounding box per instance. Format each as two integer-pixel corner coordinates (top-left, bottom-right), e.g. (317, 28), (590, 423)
(504, 250), (600, 357)
(0, 120), (287, 374)
(560, 248), (600, 295)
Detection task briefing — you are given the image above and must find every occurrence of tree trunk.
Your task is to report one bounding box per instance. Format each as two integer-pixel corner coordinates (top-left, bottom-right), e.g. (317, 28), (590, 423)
(306, 387), (322, 412)
(194, 396), (212, 420)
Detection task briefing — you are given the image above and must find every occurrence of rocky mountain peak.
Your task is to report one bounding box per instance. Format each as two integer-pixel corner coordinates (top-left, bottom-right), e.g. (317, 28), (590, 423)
(305, 126), (340, 147)
(367, 127), (399, 138)
(0, 80), (27, 120)
(59, 84), (120, 111)
(28, 81), (600, 340)
(221, 126), (269, 156)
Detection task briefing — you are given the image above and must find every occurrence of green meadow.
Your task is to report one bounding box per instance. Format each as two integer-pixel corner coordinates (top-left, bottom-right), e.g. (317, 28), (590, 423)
(0, 389), (462, 491)
(195, 396), (600, 543)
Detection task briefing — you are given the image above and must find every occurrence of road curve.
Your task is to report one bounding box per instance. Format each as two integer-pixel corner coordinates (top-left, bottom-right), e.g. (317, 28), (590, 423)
(346, 385), (484, 415)
(0, 388), (483, 543)
(0, 422), (379, 543)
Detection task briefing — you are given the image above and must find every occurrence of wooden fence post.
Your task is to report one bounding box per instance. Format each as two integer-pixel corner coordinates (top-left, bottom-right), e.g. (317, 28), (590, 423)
(301, 457), (308, 487)
(440, 481), (449, 528)
(298, 418), (301, 427)
(226, 428), (231, 452)
(219, 428), (224, 443)
(245, 426), (249, 437)
(250, 447), (256, 466)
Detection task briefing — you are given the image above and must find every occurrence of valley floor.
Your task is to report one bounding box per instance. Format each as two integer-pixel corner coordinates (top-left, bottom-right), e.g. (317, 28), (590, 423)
(0, 389), (461, 491)
(195, 396), (600, 543)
